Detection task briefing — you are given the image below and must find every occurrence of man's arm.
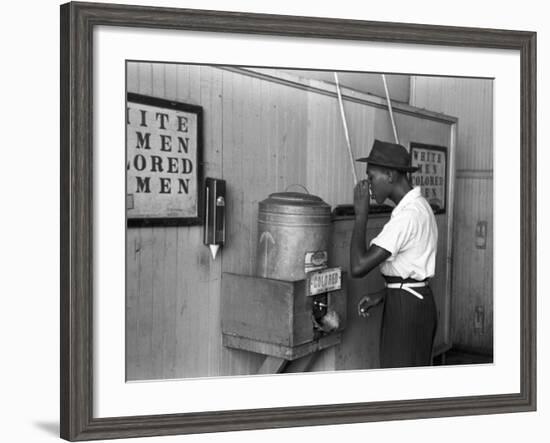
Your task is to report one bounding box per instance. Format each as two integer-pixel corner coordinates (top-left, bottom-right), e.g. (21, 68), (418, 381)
(350, 216), (390, 277)
(350, 180), (391, 278)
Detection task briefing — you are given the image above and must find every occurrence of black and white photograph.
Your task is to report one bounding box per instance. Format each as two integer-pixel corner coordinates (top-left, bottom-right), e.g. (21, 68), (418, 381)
(125, 63), (493, 381)
(3, 0), (546, 442)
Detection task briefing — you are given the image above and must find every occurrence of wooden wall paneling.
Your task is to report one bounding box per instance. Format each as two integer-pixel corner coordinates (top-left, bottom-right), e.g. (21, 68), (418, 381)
(220, 70), (264, 376)
(323, 91), (334, 203)
(152, 63), (165, 98)
(325, 92), (339, 204)
(130, 63), (156, 380)
(127, 62), (139, 94)
(134, 227), (154, 379)
(293, 80), (309, 190)
(324, 92), (336, 202)
(143, 64), (166, 379)
(346, 102), (376, 196)
(333, 97), (344, 204)
(332, 94), (360, 206)
(321, 91), (331, 200)
(221, 73), (311, 375)
(175, 64), (190, 102)
(125, 63), (220, 379)
(200, 66), (224, 376)
(266, 79), (279, 191)
(411, 77), (493, 171)
(125, 61), (139, 380)
(138, 62), (153, 95)
(150, 224), (167, 378)
(411, 76), (493, 354)
(451, 178), (493, 353)
(219, 70), (251, 378)
(275, 79), (289, 193)
(183, 64), (217, 377)
(434, 215), (450, 347)
(125, 65), (462, 379)
(237, 69), (252, 262)
(125, 229), (139, 380)
(223, 73), (275, 375)
(327, 93), (338, 204)
(271, 76), (300, 191)
(372, 101), (397, 145)
(257, 75), (271, 200)
(219, 69), (238, 279)
(164, 63), (177, 100)
(176, 61), (212, 374)
(170, 63), (191, 379)
(162, 227), (178, 378)
(306, 91), (358, 206)
(150, 63), (173, 380)
(297, 84), (308, 190)
(281, 79), (294, 191)
(175, 228), (198, 377)
(244, 74), (262, 274)
(161, 62), (181, 379)
(235, 72), (264, 373)
(391, 112), (450, 148)
(306, 92), (324, 200)
(305, 91), (336, 372)
(177, 65), (219, 377)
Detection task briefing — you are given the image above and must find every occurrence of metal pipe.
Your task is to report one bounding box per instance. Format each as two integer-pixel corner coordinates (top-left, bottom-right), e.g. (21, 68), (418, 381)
(382, 74), (400, 144)
(333, 72), (358, 186)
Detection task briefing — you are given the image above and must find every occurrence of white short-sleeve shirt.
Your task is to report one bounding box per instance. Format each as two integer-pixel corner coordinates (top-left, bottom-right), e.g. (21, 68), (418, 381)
(370, 187), (438, 280)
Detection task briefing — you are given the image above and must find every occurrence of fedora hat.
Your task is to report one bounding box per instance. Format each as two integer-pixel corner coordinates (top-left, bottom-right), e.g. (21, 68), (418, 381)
(356, 139), (419, 173)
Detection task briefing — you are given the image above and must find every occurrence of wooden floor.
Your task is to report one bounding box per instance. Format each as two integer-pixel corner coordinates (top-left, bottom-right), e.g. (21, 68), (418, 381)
(434, 348), (493, 366)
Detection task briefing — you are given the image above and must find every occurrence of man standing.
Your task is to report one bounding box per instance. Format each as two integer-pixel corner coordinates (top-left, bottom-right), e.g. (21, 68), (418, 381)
(350, 139), (438, 368)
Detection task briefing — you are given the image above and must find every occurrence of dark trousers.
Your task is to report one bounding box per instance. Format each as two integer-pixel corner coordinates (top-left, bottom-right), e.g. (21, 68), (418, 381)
(379, 284), (438, 368)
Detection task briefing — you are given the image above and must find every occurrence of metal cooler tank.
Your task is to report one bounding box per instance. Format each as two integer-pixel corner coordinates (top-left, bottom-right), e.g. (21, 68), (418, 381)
(255, 191), (331, 281)
(221, 190), (346, 366)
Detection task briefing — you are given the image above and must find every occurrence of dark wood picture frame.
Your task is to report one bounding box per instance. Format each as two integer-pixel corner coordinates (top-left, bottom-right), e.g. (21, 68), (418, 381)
(126, 92), (204, 228)
(60, 1), (536, 441)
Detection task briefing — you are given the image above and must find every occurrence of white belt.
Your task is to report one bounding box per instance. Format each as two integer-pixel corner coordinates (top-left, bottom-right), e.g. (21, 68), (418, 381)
(385, 281), (427, 300)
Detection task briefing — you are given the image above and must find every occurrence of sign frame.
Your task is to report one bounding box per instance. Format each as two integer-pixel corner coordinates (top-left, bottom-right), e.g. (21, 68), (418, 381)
(410, 142), (448, 214)
(126, 92), (204, 227)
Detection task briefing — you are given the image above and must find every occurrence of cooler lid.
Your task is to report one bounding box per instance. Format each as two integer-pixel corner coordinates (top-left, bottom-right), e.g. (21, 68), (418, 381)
(259, 192), (331, 214)
(267, 192), (325, 205)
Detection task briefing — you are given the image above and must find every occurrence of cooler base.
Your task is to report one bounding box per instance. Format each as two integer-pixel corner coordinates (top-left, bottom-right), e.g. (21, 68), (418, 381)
(222, 332), (342, 361)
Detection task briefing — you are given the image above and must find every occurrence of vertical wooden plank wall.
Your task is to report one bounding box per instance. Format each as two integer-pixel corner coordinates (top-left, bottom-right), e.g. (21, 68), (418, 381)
(127, 62), (227, 380)
(306, 93), (375, 204)
(126, 64), (458, 380)
(126, 63), (310, 379)
(411, 77), (493, 354)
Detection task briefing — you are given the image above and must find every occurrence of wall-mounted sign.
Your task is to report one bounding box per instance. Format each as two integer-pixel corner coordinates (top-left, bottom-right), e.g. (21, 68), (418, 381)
(126, 93), (203, 226)
(410, 142), (447, 214)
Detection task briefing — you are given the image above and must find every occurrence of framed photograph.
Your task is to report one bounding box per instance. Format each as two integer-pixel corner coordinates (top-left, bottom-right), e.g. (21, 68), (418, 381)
(60, 1), (536, 441)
